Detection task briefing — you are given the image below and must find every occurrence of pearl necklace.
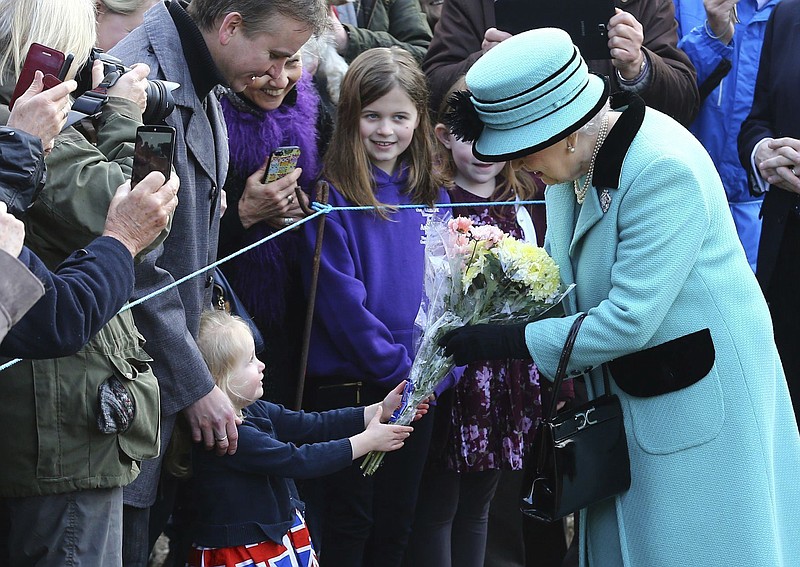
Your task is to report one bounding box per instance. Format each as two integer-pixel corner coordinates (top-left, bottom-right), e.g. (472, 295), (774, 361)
(573, 114), (610, 205)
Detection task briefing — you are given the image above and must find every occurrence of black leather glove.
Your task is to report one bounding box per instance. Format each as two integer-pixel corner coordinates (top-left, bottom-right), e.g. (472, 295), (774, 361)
(437, 322), (531, 365)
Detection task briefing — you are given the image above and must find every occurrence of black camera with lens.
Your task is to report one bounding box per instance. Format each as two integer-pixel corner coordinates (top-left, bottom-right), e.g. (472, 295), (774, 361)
(73, 48), (178, 123)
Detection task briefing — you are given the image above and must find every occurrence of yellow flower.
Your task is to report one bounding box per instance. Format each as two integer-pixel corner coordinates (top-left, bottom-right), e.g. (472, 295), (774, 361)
(462, 245), (490, 288)
(494, 237), (561, 302)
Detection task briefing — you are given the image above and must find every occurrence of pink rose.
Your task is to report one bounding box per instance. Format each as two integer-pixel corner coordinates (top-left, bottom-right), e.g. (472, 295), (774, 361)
(470, 224), (505, 246)
(448, 216), (473, 234)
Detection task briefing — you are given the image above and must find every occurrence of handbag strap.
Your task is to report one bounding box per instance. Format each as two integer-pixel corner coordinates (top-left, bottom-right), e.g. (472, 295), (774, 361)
(544, 313), (613, 422)
(544, 314), (587, 421)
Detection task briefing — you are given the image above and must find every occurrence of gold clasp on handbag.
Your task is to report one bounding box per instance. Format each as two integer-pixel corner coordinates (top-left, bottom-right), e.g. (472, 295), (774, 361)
(575, 407), (598, 431)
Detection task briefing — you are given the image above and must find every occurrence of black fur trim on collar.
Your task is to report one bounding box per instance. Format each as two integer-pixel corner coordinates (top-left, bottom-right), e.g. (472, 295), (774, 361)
(593, 92), (646, 190)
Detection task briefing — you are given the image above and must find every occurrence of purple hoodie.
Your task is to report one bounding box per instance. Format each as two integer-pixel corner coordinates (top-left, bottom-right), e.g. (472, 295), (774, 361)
(301, 165), (451, 390)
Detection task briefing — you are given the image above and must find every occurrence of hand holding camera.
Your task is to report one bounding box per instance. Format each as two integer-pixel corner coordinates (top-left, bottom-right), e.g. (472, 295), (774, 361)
(73, 48), (177, 123)
(91, 60), (150, 113)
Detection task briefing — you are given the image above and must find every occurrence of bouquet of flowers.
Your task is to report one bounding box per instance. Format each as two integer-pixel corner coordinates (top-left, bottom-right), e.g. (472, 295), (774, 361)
(361, 216), (573, 475)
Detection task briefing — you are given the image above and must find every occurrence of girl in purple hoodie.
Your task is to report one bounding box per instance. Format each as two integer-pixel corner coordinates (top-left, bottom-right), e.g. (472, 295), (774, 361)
(299, 47), (451, 567)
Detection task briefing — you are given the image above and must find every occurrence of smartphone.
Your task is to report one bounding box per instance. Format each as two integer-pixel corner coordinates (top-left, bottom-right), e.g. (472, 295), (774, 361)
(262, 146), (301, 184)
(494, 0), (616, 60)
(42, 53), (74, 91)
(9, 43), (67, 109)
(131, 125), (176, 188)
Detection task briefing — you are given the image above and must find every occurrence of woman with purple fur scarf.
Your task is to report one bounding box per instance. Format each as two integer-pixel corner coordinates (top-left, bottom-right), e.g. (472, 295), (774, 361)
(216, 45), (332, 408)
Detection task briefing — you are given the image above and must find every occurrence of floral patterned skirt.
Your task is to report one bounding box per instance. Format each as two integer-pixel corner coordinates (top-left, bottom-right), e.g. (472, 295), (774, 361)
(186, 511), (318, 567)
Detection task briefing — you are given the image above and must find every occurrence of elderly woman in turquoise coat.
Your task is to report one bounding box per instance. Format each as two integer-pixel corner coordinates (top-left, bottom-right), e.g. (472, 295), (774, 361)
(438, 28), (800, 567)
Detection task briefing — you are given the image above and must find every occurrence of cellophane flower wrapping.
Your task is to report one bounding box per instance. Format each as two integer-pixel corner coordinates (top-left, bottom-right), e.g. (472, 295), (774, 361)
(361, 216), (573, 475)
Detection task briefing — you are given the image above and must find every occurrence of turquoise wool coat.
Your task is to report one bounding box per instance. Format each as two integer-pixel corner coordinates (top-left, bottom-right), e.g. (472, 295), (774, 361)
(526, 95), (800, 567)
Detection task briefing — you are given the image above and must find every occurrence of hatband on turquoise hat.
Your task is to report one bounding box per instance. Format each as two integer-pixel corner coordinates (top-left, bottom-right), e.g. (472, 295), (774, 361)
(461, 28), (609, 162)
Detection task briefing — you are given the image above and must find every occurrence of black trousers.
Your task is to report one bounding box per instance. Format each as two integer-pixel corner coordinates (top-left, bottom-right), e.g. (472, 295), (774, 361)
(765, 212), (800, 428)
(404, 468), (501, 567)
(302, 405), (435, 567)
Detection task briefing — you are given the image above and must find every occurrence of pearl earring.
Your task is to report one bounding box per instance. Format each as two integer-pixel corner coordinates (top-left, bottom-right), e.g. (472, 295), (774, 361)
(567, 144), (576, 153)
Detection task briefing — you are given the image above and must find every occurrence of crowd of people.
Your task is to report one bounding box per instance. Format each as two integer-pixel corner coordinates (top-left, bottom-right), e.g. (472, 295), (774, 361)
(0, 0), (799, 566)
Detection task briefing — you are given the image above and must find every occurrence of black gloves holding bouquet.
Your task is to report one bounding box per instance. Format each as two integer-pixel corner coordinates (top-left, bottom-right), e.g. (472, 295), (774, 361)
(437, 321), (532, 365)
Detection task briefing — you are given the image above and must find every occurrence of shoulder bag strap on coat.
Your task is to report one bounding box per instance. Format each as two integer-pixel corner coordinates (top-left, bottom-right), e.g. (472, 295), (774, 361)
(544, 313), (588, 420)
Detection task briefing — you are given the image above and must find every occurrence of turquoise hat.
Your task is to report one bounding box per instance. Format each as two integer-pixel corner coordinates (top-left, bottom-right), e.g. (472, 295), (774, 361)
(449, 28), (609, 162)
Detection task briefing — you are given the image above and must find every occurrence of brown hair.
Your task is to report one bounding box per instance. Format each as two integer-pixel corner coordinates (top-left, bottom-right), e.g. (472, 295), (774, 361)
(322, 47), (443, 218)
(187, 0), (328, 37)
(435, 76), (538, 221)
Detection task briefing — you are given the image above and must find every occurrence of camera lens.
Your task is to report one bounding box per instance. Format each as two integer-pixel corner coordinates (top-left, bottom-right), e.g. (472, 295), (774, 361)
(142, 80), (178, 123)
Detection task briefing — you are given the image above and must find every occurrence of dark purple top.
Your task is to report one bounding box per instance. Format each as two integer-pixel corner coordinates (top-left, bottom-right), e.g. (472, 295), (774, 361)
(443, 186), (568, 472)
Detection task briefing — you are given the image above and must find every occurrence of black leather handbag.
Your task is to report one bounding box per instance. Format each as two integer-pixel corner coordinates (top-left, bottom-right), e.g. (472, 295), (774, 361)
(521, 313), (631, 521)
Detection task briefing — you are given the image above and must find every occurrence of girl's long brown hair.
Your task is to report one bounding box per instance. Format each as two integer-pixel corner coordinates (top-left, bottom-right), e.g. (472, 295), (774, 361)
(435, 76), (538, 221)
(322, 47), (443, 217)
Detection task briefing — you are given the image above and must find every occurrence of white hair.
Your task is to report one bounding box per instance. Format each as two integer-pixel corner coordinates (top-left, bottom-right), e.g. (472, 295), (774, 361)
(0, 0), (96, 84)
(578, 99), (612, 136)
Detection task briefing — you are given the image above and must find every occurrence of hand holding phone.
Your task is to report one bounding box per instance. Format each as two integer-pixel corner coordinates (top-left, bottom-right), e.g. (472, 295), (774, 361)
(493, 0), (615, 60)
(262, 146), (301, 184)
(7, 73), (76, 151)
(131, 125), (177, 188)
(9, 43), (72, 110)
(104, 172), (180, 257)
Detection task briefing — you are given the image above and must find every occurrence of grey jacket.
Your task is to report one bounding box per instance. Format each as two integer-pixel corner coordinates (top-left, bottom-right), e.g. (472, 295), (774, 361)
(0, 250), (43, 343)
(111, 0), (229, 506)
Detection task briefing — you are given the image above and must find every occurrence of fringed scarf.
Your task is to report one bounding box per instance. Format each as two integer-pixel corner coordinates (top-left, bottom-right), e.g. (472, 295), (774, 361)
(219, 71), (322, 326)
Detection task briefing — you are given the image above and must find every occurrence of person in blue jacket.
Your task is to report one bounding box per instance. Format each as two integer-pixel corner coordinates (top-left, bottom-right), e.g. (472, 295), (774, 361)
(186, 310), (421, 567)
(674, 0), (778, 270)
(438, 28), (800, 567)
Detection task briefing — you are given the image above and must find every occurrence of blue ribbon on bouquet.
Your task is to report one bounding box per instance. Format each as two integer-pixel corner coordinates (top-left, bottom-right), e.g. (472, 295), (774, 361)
(391, 381), (415, 423)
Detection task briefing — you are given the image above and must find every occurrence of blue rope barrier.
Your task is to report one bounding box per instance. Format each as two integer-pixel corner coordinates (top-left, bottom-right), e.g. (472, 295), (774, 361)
(0, 198), (545, 372)
(313, 199), (545, 211)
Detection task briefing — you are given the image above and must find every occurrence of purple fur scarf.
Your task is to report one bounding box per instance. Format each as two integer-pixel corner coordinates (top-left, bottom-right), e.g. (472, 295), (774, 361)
(221, 71), (321, 189)
(219, 72), (321, 326)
